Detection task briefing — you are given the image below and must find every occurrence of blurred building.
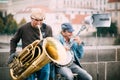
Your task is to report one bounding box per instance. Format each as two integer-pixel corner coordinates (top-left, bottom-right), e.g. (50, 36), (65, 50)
(0, 0), (109, 20)
(0, 0), (9, 17)
(0, 0), (120, 34)
(107, 0), (120, 34)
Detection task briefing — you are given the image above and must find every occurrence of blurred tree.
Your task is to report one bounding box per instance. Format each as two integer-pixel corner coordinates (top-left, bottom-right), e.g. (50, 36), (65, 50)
(0, 17), (5, 34)
(114, 35), (120, 45)
(18, 18), (26, 27)
(108, 22), (117, 36)
(0, 11), (3, 19)
(4, 14), (18, 35)
(96, 27), (109, 37)
(94, 22), (117, 37)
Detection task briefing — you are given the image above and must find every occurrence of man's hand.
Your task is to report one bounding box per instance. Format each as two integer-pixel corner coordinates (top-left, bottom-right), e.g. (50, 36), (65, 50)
(7, 53), (17, 64)
(73, 36), (82, 45)
(64, 45), (70, 51)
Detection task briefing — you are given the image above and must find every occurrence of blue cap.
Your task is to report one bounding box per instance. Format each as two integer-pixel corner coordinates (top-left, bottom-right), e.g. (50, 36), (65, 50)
(61, 23), (74, 32)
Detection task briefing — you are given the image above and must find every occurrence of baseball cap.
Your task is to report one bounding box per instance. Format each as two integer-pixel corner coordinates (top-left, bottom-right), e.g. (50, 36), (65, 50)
(30, 8), (45, 20)
(61, 23), (74, 32)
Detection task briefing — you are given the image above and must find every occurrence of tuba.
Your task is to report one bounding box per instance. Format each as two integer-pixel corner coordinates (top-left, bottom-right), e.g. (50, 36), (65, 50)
(8, 37), (73, 80)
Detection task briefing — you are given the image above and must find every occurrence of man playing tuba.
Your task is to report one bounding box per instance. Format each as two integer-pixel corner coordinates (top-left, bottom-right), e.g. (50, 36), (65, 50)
(8, 8), (53, 80)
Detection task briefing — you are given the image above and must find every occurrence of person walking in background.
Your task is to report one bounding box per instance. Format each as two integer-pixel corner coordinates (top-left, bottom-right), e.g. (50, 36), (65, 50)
(7, 8), (53, 80)
(54, 23), (92, 80)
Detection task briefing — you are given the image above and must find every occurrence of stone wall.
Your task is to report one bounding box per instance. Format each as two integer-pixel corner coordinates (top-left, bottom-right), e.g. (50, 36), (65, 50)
(0, 51), (12, 80)
(80, 46), (120, 80)
(0, 46), (120, 80)
(0, 35), (116, 46)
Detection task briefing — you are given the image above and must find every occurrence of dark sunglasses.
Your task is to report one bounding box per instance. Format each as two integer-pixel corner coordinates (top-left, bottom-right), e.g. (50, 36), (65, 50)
(31, 17), (43, 21)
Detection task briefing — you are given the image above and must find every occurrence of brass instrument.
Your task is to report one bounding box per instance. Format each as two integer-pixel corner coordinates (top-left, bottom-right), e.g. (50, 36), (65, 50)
(8, 37), (72, 80)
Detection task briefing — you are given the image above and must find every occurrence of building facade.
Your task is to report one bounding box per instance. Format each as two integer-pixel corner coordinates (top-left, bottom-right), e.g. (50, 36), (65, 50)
(107, 0), (120, 34)
(0, 0), (120, 34)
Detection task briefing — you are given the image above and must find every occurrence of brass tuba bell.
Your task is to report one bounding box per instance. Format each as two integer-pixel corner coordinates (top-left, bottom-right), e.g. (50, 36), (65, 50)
(9, 37), (73, 80)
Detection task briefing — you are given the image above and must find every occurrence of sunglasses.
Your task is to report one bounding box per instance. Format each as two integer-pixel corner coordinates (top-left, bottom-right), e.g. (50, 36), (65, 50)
(31, 17), (43, 21)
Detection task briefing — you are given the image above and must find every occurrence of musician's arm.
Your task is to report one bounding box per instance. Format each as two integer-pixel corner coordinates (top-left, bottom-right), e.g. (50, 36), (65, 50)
(10, 28), (22, 54)
(72, 42), (84, 59)
(8, 28), (21, 64)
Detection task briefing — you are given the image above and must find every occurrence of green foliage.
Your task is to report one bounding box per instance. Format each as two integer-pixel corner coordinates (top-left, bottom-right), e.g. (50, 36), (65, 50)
(4, 14), (18, 35)
(114, 35), (120, 45)
(18, 18), (26, 27)
(96, 27), (109, 37)
(0, 11), (3, 19)
(0, 17), (5, 34)
(0, 12), (27, 35)
(0, 12), (20, 35)
(109, 22), (117, 36)
(94, 22), (118, 37)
